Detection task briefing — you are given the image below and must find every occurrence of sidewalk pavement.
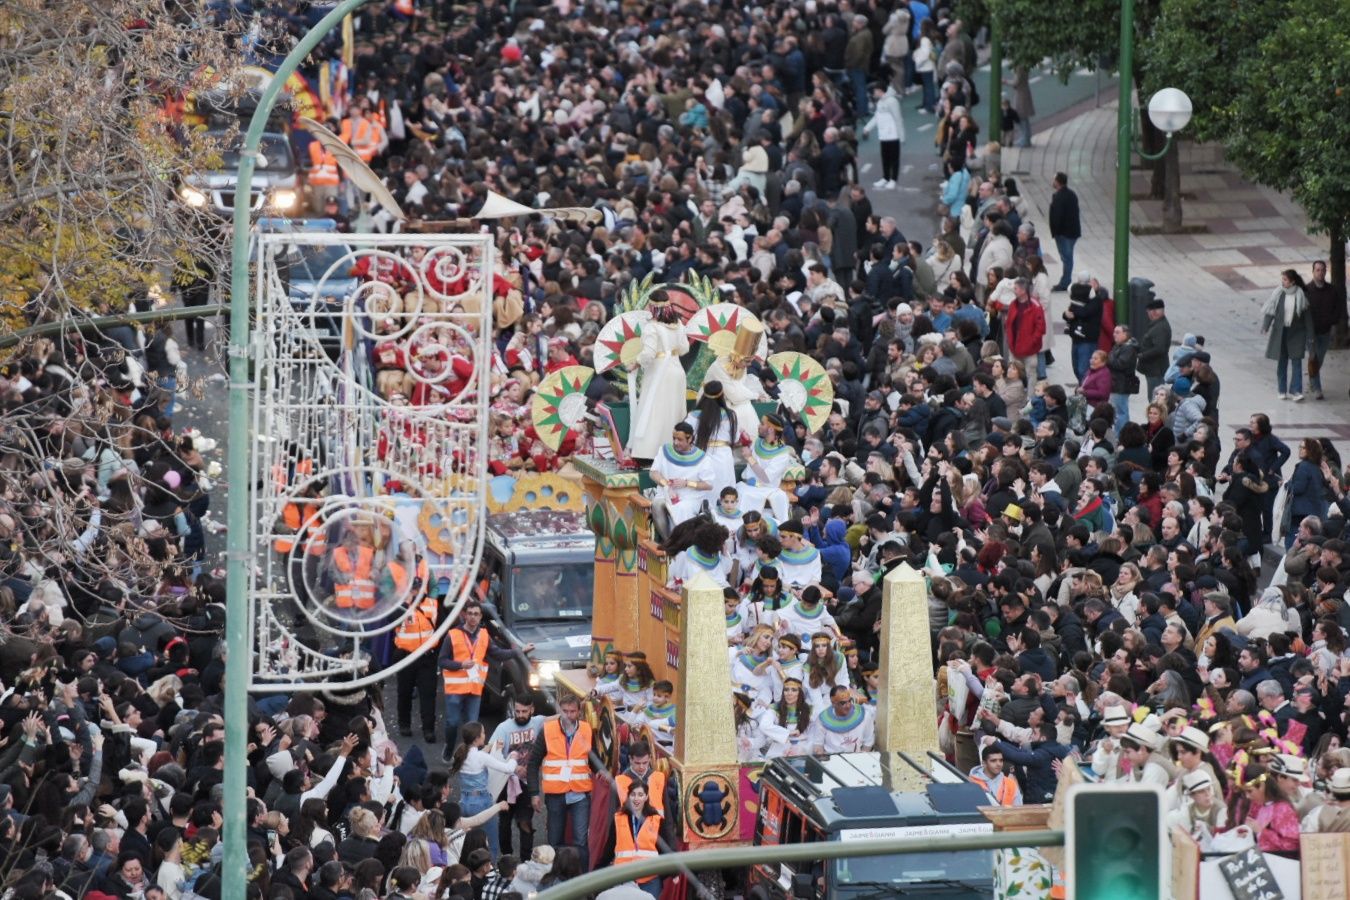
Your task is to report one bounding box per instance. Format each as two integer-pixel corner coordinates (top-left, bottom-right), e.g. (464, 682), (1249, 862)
(1001, 101), (1350, 461)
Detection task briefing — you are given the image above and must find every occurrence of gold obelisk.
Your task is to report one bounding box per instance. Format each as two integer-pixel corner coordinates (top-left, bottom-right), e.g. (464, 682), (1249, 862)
(876, 562), (938, 754)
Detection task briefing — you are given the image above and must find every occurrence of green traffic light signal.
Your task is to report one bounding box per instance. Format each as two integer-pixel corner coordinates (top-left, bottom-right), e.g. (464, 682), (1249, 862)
(1067, 783), (1165, 900)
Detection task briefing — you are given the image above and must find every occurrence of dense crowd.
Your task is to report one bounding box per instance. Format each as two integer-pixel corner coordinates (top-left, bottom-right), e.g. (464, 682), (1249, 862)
(4, 0), (1349, 898)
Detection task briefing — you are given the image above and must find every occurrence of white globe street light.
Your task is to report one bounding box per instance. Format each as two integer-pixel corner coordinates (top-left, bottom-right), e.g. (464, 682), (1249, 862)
(1147, 88), (1193, 136)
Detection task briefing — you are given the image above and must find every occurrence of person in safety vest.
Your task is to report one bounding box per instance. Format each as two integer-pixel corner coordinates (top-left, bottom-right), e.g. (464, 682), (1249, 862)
(328, 525), (381, 612)
(392, 549), (438, 743)
(969, 743), (1023, 807)
(615, 740), (677, 818)
(436, 601), (516, 760)
(338, 105), (386, 164)
(306, 138), (341, 213)
(609, 780), (673, 897)
(526, 693), (594, 871)
(272, 477), (325, 612)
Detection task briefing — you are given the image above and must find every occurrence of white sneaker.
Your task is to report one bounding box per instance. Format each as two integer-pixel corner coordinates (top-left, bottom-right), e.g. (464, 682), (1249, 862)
(1292, 393), (1305, 402)
(885, 179), (897, 189)
(1278, 393), (1289, 400)
(872, 178), (889, 189)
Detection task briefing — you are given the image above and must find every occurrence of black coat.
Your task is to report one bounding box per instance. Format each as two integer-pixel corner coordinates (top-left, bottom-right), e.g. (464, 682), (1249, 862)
(1048, 186), (1082, 239)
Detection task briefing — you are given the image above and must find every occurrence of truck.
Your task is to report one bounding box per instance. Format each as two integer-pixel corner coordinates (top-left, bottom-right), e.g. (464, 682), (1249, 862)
(478, 507), (595, 713)
(748, 752), (997, 899)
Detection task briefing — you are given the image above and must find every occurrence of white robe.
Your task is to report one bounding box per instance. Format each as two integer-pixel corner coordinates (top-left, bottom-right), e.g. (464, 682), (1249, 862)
(776, 545), (823, 588)
(667, 547), (732, 588)
(806, 704), (876, 754)
(650, 444), (718, 526)
(629, 322), (690, 458)
(737, 439), (797, 520)
(702, 357), (766, 443)
(684, 410), (737, 495)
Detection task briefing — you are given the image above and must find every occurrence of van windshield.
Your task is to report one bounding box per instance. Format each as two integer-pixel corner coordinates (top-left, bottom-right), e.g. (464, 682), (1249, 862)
(834, 849), (992, 888)
(509, 563), (594, 621)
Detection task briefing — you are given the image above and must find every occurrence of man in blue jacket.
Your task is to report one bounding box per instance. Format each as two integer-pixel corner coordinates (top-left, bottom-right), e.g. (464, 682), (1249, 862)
(994, 721), (1073, 803)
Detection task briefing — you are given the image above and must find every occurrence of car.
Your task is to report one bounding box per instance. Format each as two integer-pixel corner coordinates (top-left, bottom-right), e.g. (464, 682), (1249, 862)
(180, 130), (300, 217)
(256, 217), (356, 360)
(478, 508), (595, 714)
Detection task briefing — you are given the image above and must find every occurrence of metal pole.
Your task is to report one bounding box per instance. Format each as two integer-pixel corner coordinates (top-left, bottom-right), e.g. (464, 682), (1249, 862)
(988, 17), (1002, 143)
(534, 830), (1067, 900)
(224, 2), (370, 898)
(1113, 0), (1135, 318)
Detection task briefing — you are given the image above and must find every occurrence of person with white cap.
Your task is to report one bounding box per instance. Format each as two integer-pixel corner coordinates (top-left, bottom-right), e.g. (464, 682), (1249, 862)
(1166, 726), (1225, 811)
(1268, 753), (1314, 818)
(1121, 722), (1171, 787)
(1089, 705), (1132, 781)
(1165, 770), (1227, 848)
(1301, 768), (1350, 833)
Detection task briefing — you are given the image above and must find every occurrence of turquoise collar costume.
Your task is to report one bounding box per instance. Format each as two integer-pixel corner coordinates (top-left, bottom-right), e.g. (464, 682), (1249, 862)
(726, 611), (744, 629)
(819, 704), (866, 733)
(645, 701), (676, 722)
(754, 438), (789, 458)
(791, 600), (825, 620)
(688, 546), (722, 569)
(622, 677), (646, 693)
(737, 651), (767, 671)
(661, 443), (706, 466)
(780, 544), (820, 565)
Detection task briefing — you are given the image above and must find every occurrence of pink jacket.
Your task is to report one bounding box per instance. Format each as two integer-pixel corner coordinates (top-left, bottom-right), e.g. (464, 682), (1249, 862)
(1080, 365), (1112, 405)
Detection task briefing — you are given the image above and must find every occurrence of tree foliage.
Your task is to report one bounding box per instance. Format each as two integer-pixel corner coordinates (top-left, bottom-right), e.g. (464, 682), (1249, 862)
(980, 0), (1162, 82)
(1140, 0), (1283, 143)
(1218, 0), (1350, 238)
(0, 0), (239, 327)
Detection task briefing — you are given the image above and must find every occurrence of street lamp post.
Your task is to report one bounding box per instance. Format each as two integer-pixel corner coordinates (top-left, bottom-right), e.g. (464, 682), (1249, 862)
(1112, 0), (1191, 321)
(223, 3), (371, 900)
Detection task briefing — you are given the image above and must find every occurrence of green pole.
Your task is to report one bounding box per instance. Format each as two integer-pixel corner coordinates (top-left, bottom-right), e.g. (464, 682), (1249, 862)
(223, 2), (369, 899)
(988, 17), (1002, 143)
(534, 830), (1067, 900)
(1113, 0), (1135, 319)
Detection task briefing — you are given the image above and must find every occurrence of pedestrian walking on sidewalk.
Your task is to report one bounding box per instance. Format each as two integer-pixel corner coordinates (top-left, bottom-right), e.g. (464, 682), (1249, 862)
(863, 85), (905, 189)
(1304, 260), (1339, 399)
(1261, 269), (1312, 401)
(1049, 173), (1081, 291)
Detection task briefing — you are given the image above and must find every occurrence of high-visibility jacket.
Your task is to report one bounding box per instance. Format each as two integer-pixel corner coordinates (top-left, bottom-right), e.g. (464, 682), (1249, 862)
(394, 596), (439, 652)
(540, 718), (593, 794)
(442, 628), (489, 695)
(613, 812), (661, 881)
(971, 773), (1020, 807)
(339, 116), (381, 162)
(274, 501), (315, 554)
(332, 545), (376, 609)
(307, 141), (340, 186)
(616, 770), (668, 816)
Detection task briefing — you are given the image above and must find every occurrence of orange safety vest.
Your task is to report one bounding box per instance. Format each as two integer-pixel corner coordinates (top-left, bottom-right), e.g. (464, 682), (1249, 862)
(616, 770), (668, 816)
(273, 501), (311, 554)
(442, 628), (489, 695)
(340, 117), (380, 162)
(332, 545), (376, 609)
(971, 773), (1020, 807)
(307, 141), (340, 186)
(540, 718), (593, 794)
(613, 812), (661, 881)
(394, 596), (439, 652)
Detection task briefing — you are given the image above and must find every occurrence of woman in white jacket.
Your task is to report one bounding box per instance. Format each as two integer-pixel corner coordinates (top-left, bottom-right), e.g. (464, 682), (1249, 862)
(862, 85), (905, 189)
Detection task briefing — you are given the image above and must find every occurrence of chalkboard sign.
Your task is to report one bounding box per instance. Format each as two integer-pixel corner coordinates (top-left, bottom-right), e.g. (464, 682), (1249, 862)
(1217, 847), (1284, 900)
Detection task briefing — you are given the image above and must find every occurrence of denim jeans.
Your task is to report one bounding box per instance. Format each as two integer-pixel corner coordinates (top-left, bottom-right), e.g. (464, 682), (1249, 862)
(1145, 375), (1164, 399)
(545, 792), (591, 868)
(847, 68), (868, 119)
(1310, 332), (1333, 392)
(1276, 350), (1304, 395)
(461, 788), (500, 857)
(1037, 351), (1048, 380)
(1110, 392), (1132, 435)
(443, 692), (482, 748)
(919, 70), (936, 110)
(1054, 236), (1077, 289)
(1071, 341), (1095, 383)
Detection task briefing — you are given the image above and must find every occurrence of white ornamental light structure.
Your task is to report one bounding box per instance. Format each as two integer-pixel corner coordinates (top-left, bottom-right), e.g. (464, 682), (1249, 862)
(1147, 87), (1193, 136)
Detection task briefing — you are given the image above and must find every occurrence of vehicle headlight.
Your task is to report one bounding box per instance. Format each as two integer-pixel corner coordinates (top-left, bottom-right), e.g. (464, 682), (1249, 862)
(180, 186), (208, 208)
(271, 189), (299, 211)
(533, 660), (562, 687)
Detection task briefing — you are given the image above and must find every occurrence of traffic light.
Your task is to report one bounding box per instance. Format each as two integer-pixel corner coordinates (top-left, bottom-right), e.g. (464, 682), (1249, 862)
(1066, 782), (1165, 900)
